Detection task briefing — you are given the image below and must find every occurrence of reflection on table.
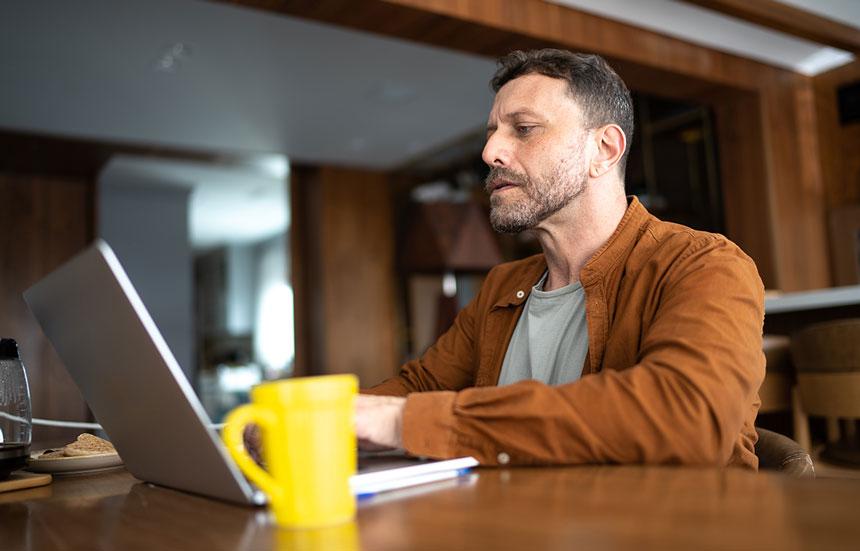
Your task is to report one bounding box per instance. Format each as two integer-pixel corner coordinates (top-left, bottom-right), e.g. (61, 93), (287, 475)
(2, 465), (860, 550)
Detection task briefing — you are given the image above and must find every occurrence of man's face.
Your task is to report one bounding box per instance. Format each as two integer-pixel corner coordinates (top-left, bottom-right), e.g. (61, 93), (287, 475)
(482, 73), (591, 233)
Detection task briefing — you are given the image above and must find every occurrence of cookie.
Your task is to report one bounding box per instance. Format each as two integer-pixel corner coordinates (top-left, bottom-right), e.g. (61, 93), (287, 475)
(62, 433), (116, 457)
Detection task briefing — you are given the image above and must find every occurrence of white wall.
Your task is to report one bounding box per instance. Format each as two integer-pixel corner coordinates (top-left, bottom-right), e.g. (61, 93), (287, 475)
(98, 169), (195, 380)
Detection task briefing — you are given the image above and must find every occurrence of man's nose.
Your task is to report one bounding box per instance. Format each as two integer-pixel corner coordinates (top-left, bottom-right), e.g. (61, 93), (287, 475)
(482, 133), (510, 168)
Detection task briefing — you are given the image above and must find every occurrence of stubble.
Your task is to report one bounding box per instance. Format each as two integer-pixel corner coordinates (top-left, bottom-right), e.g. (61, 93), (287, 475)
(485, 149), (588, 234)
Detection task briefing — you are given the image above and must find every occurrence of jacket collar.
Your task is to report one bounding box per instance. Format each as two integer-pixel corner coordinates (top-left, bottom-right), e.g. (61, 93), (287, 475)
(491, 255), (546, 309)
(580, 196), (649, 287)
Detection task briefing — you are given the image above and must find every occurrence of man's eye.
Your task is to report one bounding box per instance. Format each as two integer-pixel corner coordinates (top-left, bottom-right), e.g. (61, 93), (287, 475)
(516, 125), (535, 136)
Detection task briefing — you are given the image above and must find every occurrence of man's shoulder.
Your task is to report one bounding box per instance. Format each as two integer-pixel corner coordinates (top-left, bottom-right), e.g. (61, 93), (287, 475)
(634, 215), (757, 280)
(640, 216), (749, 263)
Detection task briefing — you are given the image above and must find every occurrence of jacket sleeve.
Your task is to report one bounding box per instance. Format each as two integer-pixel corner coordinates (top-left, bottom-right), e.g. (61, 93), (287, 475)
(362, 278), (484, 397)
(400, 239), (765, 466)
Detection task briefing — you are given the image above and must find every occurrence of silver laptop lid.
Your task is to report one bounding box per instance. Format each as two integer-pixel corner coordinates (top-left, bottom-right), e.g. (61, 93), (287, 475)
(24, 240), (262, 505)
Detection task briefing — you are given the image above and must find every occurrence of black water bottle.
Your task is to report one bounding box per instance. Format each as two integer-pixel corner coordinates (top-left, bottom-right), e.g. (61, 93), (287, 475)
(0, 339), (32, 479)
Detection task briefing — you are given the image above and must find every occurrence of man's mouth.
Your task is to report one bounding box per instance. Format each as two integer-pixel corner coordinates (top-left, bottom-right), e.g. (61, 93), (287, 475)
(489, 181), (517, 193)
(485, 167), (526, 194)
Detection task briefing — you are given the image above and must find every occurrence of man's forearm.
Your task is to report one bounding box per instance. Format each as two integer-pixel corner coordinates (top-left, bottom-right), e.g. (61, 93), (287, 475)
(397, 363), (756, 466)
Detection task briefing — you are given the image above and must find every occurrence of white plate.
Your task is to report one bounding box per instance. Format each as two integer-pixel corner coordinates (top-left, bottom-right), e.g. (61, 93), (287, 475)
(26, 451), (123, 474)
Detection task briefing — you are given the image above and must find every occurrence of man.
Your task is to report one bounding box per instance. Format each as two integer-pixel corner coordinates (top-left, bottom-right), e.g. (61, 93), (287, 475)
(356, 49), (764, 468)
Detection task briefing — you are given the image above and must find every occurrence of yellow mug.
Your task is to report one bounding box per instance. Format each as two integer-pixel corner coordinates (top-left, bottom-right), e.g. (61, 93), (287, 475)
(222, 374), (358, 528)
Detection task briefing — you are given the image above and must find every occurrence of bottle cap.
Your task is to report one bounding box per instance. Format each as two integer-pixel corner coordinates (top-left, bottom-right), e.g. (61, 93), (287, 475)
(0, 339), (20, 360)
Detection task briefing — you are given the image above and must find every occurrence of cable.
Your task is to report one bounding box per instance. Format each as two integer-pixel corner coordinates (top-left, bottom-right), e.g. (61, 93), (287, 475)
(32, 418), (226, 431)
(32, 418), (103, 430)
(4, 413), (224, 432)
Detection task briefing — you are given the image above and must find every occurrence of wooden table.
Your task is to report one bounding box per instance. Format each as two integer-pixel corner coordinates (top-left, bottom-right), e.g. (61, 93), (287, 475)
(2, 466), (860, 550)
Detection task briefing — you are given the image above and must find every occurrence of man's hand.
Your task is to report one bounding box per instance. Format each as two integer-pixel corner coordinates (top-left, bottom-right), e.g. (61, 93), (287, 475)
(355, 395), (406, 451)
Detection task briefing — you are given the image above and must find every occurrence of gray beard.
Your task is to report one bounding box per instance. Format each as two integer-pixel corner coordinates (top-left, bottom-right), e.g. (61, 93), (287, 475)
(488, 174), (586, 234)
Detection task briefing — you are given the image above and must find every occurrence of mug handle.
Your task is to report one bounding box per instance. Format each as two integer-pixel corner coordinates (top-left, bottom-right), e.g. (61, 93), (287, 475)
(222, 404), (283, 502)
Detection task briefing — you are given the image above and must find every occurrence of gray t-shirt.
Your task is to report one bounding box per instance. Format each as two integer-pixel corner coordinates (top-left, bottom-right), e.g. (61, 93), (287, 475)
(497, 272), (588, 386)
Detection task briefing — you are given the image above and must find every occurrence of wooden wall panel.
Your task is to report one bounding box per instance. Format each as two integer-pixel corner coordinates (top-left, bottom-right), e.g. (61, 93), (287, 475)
(813, 60), (860, 285)
(760, 74), (831, 290)
(289, 167), (314, 378)
(291, 166), (399, 387)
(813, 60), (860, 209)
(707, 90), (776, 288)
(0, 174), (94, 448)
(844, 124), (860, 206)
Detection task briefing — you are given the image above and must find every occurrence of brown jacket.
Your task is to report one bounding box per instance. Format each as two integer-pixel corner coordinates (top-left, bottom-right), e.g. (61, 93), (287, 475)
(368, 197), (765, 469)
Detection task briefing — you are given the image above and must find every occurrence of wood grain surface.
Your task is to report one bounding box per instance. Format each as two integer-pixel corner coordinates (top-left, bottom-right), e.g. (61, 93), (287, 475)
(0, 173), (95, 448)
(813, 60), (860, 211)
(291, 165), (400, 386)
(2, 466), (859, 550)
(0, 472), (51, 495)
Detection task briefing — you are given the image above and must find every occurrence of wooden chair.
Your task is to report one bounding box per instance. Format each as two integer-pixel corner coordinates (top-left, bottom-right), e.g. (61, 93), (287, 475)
(791, 319), (860, 466)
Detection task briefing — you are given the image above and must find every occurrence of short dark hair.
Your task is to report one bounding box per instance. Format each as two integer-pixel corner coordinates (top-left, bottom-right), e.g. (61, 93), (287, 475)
(490, 49), (634, 176)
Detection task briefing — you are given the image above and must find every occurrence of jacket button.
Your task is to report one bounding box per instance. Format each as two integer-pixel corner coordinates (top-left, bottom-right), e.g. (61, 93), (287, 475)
(515, 290), (525, 299)
(497, 452), (510, 465)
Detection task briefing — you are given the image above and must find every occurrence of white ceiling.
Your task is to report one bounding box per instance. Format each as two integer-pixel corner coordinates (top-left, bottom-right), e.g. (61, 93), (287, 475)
(0, 0), (496, 168)
(550, 0), (856, 76)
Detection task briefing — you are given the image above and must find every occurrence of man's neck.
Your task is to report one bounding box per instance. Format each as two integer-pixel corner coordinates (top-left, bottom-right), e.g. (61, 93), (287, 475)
(531, 184), (628, 292)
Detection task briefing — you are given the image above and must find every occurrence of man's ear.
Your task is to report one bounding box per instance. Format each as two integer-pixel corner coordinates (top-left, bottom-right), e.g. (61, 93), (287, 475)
(588, 124), (626, 178)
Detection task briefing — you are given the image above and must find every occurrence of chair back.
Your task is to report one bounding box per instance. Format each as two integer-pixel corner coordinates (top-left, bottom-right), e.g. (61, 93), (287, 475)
(791, 318), (860, 372)
(795, 372), (860, 418)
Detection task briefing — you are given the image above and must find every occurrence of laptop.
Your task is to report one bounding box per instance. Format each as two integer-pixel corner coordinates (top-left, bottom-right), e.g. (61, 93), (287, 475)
(24, 240), (476, 505)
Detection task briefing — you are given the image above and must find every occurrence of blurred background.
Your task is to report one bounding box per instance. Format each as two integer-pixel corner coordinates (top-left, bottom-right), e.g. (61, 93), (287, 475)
(1, 0), (858, 448)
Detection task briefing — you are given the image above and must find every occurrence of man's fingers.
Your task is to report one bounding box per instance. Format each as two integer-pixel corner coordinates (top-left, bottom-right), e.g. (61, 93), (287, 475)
(354, 394), (407, 449)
